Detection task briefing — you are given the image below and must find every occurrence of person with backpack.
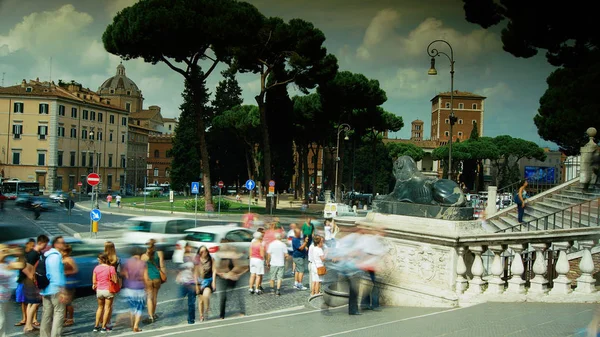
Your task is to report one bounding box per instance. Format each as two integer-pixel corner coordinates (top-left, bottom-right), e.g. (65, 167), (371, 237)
(39, 236), (67, 337)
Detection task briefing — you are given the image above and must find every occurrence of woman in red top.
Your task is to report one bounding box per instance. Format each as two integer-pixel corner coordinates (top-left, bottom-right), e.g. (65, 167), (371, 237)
(92, 253), (117, 333)
(248, 232), (265, 294)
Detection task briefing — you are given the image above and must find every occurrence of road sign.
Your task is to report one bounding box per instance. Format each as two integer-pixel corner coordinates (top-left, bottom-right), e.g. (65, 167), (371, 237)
(191, 182), (200, 194)
(169, 190), (174, 202)
(218, 181), (224, 188)
(268, 180), (275, 194)
(87, 173), (100, 186)
(245, 179), (255, 190)
(77, 182), (82, 187)
(269, 180), (275, 187)
(90, 209), (102, 221)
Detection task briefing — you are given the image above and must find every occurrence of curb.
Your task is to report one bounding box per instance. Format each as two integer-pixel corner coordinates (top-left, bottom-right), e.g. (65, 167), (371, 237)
(57, 223), (79, 237)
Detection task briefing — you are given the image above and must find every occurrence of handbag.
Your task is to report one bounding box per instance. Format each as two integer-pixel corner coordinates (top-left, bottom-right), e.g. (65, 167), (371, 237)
(150, 258), (167, 284)
(109, 277), (121, 293)
(317, 265), (327, 276)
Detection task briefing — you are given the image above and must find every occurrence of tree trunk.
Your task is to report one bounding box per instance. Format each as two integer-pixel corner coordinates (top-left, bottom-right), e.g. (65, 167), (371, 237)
(196, 111), (213, 211)
(311, 143), (320, 200)
(255, 93), (272, 198)
(371, 135), (378, 194)
(303, 143), (310, 203)
(245, 149), (253, 182)
(297, 145), (303, 199)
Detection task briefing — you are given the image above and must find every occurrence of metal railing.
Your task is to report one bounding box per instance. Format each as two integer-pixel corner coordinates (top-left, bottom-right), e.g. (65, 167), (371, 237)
(497, 179), (560, 199)
(495, 196), (600, 232)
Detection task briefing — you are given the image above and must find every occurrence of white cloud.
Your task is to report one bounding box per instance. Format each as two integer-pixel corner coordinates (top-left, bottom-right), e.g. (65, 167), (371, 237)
(356, 9), (500, 63)
(381, 67), (446, 99)
(81, 40), (108, 67)
(105, 0), (139, 18)
(0, 4), (93, 56)
(476, 82), (513, 101)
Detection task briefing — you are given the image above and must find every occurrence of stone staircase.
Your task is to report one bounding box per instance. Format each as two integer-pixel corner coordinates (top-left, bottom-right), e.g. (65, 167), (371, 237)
(487, 179), (600, 232)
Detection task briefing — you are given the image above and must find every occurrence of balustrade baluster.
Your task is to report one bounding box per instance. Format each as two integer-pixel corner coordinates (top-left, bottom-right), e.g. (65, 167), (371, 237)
(455, 246), (468, 294)
(574, 241), (598, 294)
(506, 244), (527, 294)
(529, 243), (550, 295)
(549, 242), (573, 295)
(484, 245), (506, 295)
(466, 245), (487, 295)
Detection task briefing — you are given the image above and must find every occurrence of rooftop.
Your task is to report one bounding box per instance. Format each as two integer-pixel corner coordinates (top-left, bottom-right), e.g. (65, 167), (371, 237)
(431, 90), (486, 101)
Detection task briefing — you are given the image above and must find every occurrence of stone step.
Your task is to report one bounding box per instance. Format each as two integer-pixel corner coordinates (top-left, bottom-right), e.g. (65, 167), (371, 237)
(488, 218), (510, 232)
(561, 188), (600, 199)
(536, 201), (567, 212)
(498, 216), (537, 232)
(543, 196), (580, 207)
(505, 207), (598, 230)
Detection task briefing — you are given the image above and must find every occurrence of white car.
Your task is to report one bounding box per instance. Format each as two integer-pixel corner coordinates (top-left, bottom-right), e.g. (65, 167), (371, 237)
(121, 216), (197, 258)
(172, 225), (254, 263)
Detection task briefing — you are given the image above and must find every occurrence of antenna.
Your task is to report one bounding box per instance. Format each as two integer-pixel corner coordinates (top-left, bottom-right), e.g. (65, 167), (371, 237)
(1, 72), (4, 87)
(49, 57), (53, 83)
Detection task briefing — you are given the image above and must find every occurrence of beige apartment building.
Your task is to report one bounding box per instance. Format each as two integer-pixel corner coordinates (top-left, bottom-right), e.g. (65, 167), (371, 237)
(0, 78), (129, 194)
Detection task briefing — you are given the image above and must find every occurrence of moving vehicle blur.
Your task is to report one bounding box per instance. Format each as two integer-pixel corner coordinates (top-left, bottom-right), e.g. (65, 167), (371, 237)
(121, 216), (197, 257)
(172, 225), (253, 263)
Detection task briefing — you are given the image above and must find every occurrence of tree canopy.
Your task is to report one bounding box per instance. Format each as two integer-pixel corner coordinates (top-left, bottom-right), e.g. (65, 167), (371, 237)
(387, 142), (425, 162)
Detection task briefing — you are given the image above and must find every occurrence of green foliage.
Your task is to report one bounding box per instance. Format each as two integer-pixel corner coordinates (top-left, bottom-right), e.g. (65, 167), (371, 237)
(346, 140), (393, 194)
(534, 62), (600, 155)
(470, 121), (479, 140)
(150, 191), (161, 198)
(183, 197), (231, 211)
(387, 142), (425, 162)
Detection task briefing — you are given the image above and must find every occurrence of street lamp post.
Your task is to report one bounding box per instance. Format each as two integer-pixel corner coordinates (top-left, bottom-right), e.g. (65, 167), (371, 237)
(427, 39), (457, 181)
(334, 123), (351, 203)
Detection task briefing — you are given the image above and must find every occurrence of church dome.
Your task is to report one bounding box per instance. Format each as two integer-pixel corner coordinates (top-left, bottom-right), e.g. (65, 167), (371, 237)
(98, 62), (141, 95)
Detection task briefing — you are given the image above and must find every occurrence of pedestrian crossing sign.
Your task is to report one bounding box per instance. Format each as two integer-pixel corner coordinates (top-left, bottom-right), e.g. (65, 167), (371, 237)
(191, 182), (200, 194)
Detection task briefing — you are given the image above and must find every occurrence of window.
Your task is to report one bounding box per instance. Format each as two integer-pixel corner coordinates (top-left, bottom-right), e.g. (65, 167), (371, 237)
(57, 126), (65, 137)
(127, 91), (131, 96)
(37, 153), (45, 166)
(14, 102), (23, 113)
(38, 125), (48, 140)
(89, 131), (94, 140)
(168, 125), (172, 131)
(25, 87), (32, 92)
(125, 102), (131, 112)
(81, 129), (88, 139)
(90, 111), (96, 121)
(121, 134), (125, 143)
(107, 175), (112, 190)
(68, 176), (75, 190)
(109, 115), (115, 124)
(165, 168), (170, 177)
(154, 150), (159, 158)
(108, 154), (113, 168)
(225, 230), (253, 243)
(121, 155), (126, 168)
(445, 102), (450, 108)
(458, 119), (464, 125)
(98, 113), (103, 123)
(58, 105), (65, 116)
(110, 89), (114, 94)
(445, 119), (449, 124)
(57, 151), (63, 167)
(121, 117), (127, 126)
(153, 168), (159, 177)
(472, 120), (477, 125)
(458, 132), (463, 137)
(458, 103), (464, 109)
(12, 124), (23, 139)
(81, 153), (87, 167)
(98, 132), (103, 141)
(71, 107), (77, 118)
(56, 176), (63, 191)
(82, 110), (88, 120)
(39, 103), (49, 114)
(89, 154), (94, 168)
(70, 127), (77, 138)
(444, 131), (450, 136)
(109, 132), (113, 142)
(70, 152), (76, 166)
(12, 152), (20, 165)
(472, 103), (477, 109)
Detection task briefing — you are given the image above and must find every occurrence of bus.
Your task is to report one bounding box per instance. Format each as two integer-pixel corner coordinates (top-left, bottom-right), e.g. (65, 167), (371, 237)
(1, 179), (41, 196)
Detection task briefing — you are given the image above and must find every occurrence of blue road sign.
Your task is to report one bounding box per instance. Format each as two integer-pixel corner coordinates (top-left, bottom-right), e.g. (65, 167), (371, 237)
(191, 182), (200, 194)
(90, 209), (102, 221)
(245, 179), (255, 190)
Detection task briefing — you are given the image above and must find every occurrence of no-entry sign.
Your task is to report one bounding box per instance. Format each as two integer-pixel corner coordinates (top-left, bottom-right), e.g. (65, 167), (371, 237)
(87, 173), (100, 186)
(218, 181), (224, 188)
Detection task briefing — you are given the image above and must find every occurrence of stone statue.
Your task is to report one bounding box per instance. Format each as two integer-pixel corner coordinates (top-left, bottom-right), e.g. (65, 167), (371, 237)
(380, 156), (466, 207)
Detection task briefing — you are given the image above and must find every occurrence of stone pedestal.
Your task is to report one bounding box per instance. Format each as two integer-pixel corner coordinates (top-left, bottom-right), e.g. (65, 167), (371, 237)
(485, 186), (497, 218)
(372, 200), (474, 220)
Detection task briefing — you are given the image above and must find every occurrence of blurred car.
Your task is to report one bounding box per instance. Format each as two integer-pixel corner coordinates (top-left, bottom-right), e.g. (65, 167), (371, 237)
(49, 191), (69, 203)
(172, 225), (253, 263)
(2, 236), (124, 289)
(121, 216), (198, 258)
(15, 195), (52, 211)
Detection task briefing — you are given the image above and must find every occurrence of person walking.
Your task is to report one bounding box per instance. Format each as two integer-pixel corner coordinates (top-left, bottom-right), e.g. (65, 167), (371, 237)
(39, 236), (68, 337)
(248, 232), (265, 295)
(14, 238), (34, 328)
(23, 235), (49, 333)
(142, 239), (165, 323)
(215, 240), (248, 320)
(104, 241), (120, 329)
(176, 261), (196, 324)
(92, 253), (117, 333)
(310, 236), (326, 297)
(106, 194), (113, 208)
(62, 244), (78, 327)
(292, 229), (309, 290)
(515, 180), (528, 223)
(115, 194), (122, 208)
(121, 247), (146, 333)
(266, 232), (288, 296)
(194, 246), (216, 321)
(0, 244), (25, 337)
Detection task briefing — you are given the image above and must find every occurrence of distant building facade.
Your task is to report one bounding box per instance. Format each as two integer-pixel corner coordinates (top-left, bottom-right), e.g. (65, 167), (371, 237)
(518, 148), (564, 184)
(430, 91), (485, 144)
(147, 134), (174, 185)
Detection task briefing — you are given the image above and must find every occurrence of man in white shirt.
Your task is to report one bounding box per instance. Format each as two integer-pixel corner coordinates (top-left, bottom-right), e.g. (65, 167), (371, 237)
(266, 233), (288, 296)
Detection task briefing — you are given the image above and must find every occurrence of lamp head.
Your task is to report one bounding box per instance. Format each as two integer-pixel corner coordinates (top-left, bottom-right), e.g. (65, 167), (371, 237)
(344, 135), (349, 141)
(428, 57), (437, 76)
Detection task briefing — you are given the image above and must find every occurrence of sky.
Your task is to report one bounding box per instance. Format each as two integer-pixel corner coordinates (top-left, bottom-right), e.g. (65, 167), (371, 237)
(0, 0), (558, 148)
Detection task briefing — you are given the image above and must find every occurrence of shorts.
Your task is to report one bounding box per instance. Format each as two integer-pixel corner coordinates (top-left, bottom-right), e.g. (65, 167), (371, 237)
(310, 263), (324, 283)
(96, 289), (115, 299)
(15, 283), (26, 303)
(146, 278), (162, 290)
(269, 266), (284, 281)
(122, 288), (145, 316)
(198, 278), (213, 293)
(293, 257), (306, 273)
(23, 279), (41, 304)
(250, 258), (264, 275)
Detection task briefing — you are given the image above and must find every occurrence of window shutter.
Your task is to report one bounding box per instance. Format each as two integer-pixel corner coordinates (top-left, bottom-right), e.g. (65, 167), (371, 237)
(39, 104), (42, 114)
(14, 102), (18, 112)
(38, 126), (41, 135)
(12, 125), (17, 134)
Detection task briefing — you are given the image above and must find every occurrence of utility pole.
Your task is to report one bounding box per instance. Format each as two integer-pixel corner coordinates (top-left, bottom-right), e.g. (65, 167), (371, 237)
(1, 72), (5, 87)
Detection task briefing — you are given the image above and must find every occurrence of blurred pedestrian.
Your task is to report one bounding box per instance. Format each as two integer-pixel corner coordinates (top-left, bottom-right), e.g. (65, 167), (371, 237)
(116, 194), (122, 208)
(292, 229), (309, 290)
(286, 224), (297, 275)
(194, 246), (216, 321)
(248, 232), (265, 294)
(121, 247), (146, 333)
(62, 244), (78, 327)
(0, 244), (25, 337)
(215, 240), (248, 319)
(176, 261), (196, 324)
(302, 217), (315, 246)
(309, 236), (326, 297)
(92, 253), (116, 333)
(40, 236), (68, 337)
(106, 194), (113, 208)
(14, 238), (34, 327)
(142, 239), (165, 323)
(357, 229), (386, 312)
(23, 235), (49, 333)
(104, 241), (120, 329)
